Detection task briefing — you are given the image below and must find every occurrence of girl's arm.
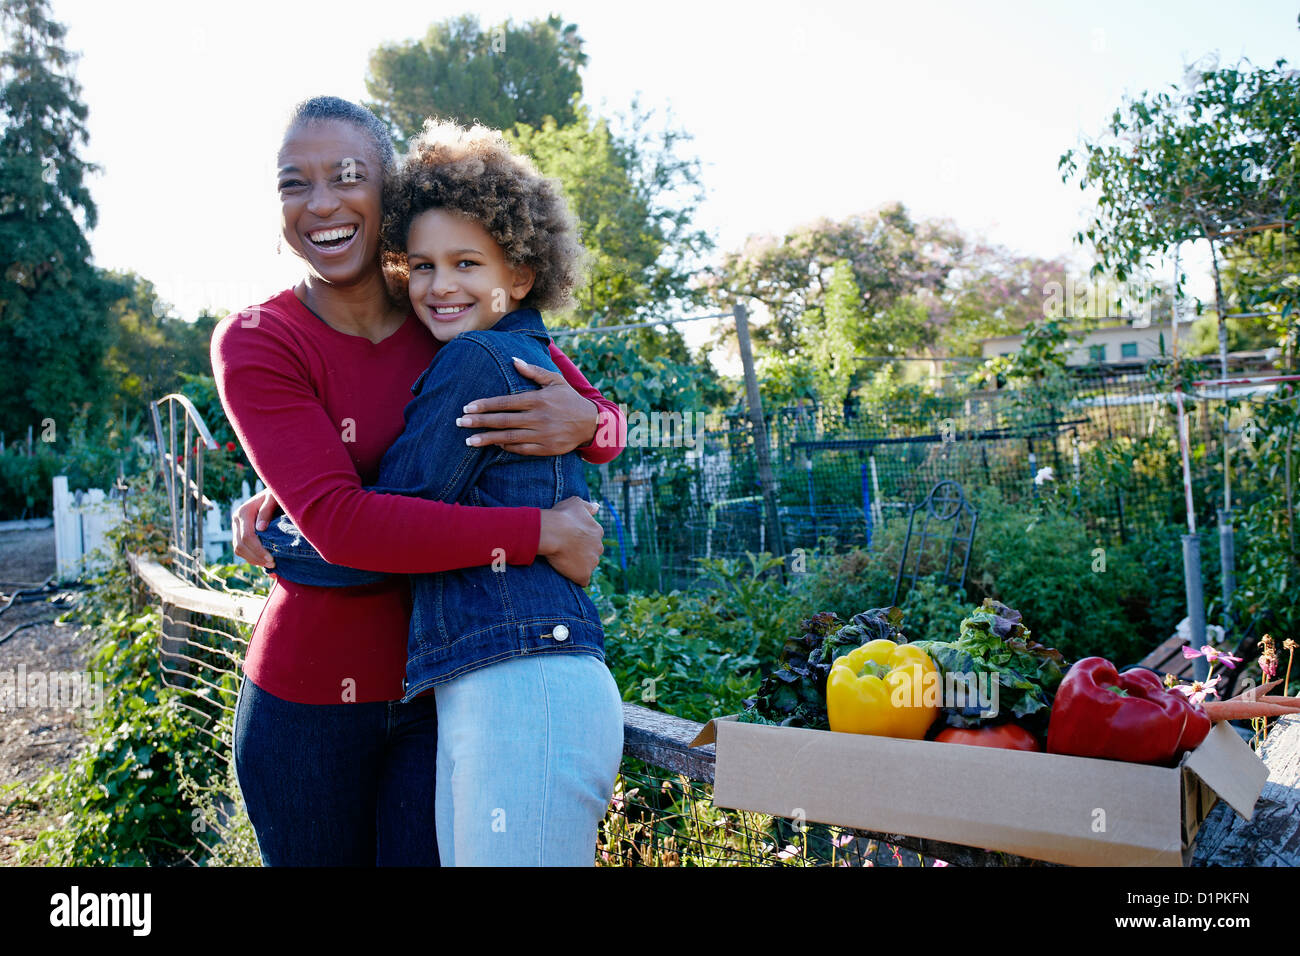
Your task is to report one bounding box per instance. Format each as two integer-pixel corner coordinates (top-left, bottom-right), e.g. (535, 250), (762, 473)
(256, 338), (598, 587)
(211, 313), (538, 574)
(371, 337), (607, 586)
(371, 338), (517, 505)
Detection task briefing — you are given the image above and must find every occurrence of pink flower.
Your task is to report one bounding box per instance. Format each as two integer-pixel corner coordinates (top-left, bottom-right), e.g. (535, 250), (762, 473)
(1174, 676), (1220, 704)
(776, 844), (800, 860)
(1184, 645), (1243, 670)
(932, 859), (949, 867)
(832, 832), (854, 849)
(1204, 647), (1243, 669)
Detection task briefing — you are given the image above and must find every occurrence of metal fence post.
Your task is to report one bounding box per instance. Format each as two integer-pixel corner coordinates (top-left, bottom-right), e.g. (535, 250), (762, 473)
(1182, 533), (1209, 682)
(1218, 506), (1236, 634)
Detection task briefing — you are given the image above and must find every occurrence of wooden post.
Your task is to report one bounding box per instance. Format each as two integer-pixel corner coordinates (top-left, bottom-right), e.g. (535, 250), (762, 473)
(160, 603), (194, 688)
(733, 304), (785, 562)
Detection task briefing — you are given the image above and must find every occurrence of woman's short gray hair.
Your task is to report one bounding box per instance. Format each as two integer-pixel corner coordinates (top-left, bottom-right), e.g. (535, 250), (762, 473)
(285, 96), (395, 174)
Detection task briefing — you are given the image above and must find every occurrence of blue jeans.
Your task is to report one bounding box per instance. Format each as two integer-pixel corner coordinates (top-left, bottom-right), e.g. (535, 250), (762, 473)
(434, 653), (624, 866)
(232, 675), (441, 866)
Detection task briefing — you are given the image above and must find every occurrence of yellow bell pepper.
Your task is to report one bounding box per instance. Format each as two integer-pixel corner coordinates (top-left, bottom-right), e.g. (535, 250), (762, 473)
(826, 639), (939, 739)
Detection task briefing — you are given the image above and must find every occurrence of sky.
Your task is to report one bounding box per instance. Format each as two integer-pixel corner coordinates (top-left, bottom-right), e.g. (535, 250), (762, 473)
(45, 0), (1300, 325)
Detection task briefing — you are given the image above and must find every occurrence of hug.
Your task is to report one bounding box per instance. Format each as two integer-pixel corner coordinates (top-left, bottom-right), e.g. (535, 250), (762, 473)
(211, 95), (626, 867)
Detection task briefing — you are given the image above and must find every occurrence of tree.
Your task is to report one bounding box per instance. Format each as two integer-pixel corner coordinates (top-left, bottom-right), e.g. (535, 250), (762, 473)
(759, 260), (871, 412)
(367, 16), (716, 396)
(0, 0), (121, 440)
(1059, 57), (1300, 374)
(101, 271), (222, 416)
(557, 331), (730, 417)
(1210, 227), (1300, 353)
(365, 14), (586, 150)
(708, 203), (965, 357)
(939, 244), (1076, 357)
(509, 101), (712, 334)
(1061, 54), (1300, 640)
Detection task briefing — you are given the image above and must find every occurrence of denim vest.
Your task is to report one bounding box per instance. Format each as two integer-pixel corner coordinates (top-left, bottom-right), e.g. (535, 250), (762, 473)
(257, 308), (605, 701)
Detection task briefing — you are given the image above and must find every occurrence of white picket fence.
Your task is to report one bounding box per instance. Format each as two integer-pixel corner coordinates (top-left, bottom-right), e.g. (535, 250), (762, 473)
(53, 476), (125, 581)
(53, 476), (263, 581)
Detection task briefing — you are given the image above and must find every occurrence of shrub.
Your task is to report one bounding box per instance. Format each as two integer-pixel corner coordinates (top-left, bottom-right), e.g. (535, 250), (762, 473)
(598, 552), (813, 722)
(964, 485), (1157, 663)
(0, 447), (61, 518)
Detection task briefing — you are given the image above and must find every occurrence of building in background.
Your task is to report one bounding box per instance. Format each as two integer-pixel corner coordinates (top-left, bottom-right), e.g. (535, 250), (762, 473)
(979, 321), (1280, 376)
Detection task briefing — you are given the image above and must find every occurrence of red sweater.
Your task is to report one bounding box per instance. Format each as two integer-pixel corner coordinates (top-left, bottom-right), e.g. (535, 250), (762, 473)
(210, 288), (623, 704)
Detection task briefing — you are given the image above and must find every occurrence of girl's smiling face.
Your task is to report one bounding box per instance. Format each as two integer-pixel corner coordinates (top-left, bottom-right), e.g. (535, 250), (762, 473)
(277, 119), (384, 286)
(405, 207), (535, 342)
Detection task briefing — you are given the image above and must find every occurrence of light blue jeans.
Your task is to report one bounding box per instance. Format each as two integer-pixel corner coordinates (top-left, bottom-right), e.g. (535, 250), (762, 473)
(433, 653), (624, 867)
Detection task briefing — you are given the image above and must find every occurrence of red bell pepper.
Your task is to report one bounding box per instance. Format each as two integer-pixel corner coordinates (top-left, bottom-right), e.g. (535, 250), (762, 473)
(1046, 657), (1211, 766)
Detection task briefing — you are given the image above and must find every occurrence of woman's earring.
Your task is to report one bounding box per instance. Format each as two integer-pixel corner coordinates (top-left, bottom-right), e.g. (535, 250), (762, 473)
(276, 239), (282, 255)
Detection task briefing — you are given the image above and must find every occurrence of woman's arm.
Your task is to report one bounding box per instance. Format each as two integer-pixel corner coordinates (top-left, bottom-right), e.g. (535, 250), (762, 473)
(552, 344), (625, 465)
(453, 343), (626, 463)
(211, 313), (539, 574)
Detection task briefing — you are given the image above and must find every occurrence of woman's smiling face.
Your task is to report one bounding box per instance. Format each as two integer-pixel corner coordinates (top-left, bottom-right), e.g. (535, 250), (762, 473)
(405, 207), (535, 342)
(277, 119), (384, 286)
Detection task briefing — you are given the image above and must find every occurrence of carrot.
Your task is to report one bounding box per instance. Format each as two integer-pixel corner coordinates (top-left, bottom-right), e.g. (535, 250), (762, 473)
(1202, 701), (1300, 721)
(1259, 695), (1300, 708)
(1214, 680), (1282, 704)
(1254, 679), (1283, 698)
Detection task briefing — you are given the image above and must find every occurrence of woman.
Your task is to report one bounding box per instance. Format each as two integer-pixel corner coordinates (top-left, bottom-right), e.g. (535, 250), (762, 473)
(211, 96), (623, 866)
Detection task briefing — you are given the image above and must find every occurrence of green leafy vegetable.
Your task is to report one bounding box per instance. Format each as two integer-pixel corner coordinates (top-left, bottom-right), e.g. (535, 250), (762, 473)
(740, 607), (905, 729)
(912, 599), (1066, 732)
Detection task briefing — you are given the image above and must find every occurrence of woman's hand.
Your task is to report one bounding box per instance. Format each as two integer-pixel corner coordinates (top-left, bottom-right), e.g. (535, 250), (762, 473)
(457, 357), (600, 456)
(537, 497), (604, 587)
(232, 488), (281, 569)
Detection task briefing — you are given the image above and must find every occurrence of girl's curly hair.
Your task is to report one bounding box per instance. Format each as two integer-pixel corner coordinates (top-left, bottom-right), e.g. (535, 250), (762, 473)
(381, 118), (585, 312)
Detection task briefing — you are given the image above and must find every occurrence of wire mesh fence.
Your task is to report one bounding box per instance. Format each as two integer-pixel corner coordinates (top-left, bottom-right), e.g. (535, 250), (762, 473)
(587, 368), (1256, 591)
(143, 546), (256, 865)
(596, 761), (947, 867)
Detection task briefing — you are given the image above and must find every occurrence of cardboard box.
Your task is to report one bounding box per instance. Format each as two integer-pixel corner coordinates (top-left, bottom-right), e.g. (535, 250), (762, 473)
(689, 717), (1268, 866)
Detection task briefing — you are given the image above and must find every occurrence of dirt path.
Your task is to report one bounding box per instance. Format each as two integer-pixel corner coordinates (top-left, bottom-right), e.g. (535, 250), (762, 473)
(0, 527), (93, 865)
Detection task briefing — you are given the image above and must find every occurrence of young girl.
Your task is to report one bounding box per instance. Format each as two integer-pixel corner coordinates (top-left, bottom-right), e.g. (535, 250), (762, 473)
(258, 119), (623, 866)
